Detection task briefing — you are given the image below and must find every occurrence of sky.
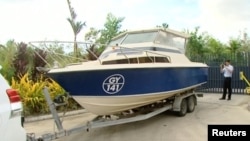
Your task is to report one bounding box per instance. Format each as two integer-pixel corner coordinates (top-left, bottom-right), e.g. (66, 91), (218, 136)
(0, 0), (249, 45)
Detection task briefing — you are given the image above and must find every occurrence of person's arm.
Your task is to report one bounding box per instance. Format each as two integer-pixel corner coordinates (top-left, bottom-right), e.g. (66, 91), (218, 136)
(220, 64), (225, 73)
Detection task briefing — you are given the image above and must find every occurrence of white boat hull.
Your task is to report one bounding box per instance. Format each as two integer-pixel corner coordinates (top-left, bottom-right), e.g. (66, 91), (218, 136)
(72, 85), (201, 115)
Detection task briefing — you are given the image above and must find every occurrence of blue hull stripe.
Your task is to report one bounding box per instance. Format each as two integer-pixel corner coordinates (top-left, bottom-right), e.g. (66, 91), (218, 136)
(48, 67), (208, 96)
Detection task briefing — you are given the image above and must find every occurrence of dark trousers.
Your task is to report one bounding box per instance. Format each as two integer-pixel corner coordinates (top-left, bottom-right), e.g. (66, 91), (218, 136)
(222, 77), (232, 99)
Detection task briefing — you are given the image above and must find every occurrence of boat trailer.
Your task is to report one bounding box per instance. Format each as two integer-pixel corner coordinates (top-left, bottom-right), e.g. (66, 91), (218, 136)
(26, 87), (201, 141)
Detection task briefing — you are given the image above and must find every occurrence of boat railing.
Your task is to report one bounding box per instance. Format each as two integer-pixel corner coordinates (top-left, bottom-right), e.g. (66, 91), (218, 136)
(29, 41), (102, 68)
(117, 45), (172, 64)
(119, 45), (130, 64)
(28, 40), (172, 67)
(86, 48), (102, 64)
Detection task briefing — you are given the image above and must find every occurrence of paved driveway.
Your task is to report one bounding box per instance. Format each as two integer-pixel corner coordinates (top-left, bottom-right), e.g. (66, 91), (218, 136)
(24, 93), (250, 141)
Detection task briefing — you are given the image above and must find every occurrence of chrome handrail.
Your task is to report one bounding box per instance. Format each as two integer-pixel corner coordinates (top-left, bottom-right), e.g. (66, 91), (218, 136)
(116, 45), (172, 63)
(29, 41), (103, 67)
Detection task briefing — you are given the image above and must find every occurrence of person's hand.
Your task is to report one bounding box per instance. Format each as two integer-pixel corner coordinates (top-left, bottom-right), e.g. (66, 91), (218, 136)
(220, 64), (224, 68)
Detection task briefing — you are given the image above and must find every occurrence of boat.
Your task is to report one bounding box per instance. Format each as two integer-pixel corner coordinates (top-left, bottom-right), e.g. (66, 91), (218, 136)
(46, 28), (208, 115)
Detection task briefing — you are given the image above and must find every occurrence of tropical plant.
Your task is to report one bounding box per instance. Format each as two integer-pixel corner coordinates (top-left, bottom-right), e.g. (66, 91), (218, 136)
(11, 73), (81, 116)
(0, 40), (17, 83)
(66, 0), (86, 57)
(12, 42), (33, 80)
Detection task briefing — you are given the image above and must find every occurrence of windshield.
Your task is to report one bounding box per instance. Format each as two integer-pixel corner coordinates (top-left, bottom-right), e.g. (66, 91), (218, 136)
(121, 32), (158, 44)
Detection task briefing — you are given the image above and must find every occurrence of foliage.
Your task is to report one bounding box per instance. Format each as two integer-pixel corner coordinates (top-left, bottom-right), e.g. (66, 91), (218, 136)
(0, 41), (83, 116)
(85, 27), (100, 42)
(227, 39), (241, 60)
(86, 44), (99, 60)
(11, 73), (81, 116)
(32, 48), (47, 80)
(84, 28), (101, 60)
(156, 23), (169, 29)
(83, 13), (125, 59)
(12, 42), (33, 79)
(0, 40), (17, 83)
(203, 36), (227, 63)
(12, 42), (47, 81)
(97, 13), (125, 53)
(185, 27), (206, 61)
(37, 42), (66, 67)
(185, 27), (250, 66)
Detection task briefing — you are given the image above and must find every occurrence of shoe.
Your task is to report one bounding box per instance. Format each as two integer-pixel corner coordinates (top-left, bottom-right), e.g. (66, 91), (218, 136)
(227, 98), (231, 100)
(219, 98), (225, 100)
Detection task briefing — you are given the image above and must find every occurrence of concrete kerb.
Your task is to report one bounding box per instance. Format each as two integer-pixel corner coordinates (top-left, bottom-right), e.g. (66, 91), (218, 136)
(24, 109), (87, 123)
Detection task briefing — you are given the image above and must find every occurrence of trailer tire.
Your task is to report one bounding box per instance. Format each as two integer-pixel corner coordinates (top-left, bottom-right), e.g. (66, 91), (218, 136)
(177, 98), (187, 117)
(187, 96), (195, 113)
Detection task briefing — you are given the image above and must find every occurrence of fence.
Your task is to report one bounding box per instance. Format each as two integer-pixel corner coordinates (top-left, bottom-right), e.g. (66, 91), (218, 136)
(197, 66), (250, 94)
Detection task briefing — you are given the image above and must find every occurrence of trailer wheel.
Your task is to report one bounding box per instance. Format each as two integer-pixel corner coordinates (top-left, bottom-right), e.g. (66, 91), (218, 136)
(177, 98), (187, 117)
(187, 96), (195, 113)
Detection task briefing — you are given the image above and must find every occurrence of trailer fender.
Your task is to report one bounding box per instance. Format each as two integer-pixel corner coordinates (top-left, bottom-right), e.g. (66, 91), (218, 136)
(172, 93), (197, 112)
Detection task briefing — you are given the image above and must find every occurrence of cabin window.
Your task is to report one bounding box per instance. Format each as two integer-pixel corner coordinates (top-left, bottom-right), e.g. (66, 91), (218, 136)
(102, 56), (170, 65)
(117, 51), (142, 56)
(121, 32), (157, 44)
(155, 31), (186, 53)
(155, 57), (169, 62)
(109, 34), (126, 46)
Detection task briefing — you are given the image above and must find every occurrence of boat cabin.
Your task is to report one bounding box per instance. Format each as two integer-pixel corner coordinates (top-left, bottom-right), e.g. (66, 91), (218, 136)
(99, 28), (190, 65)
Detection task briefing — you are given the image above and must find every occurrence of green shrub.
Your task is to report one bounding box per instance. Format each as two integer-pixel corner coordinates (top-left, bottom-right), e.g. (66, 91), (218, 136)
(11, 73), (82, 116)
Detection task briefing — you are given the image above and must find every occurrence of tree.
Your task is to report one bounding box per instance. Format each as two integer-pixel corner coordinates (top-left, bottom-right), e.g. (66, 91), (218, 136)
(239, 29), (250, 52)
(227, 39), (241, 61)
(185, 27), (206, 61)
(84, 13), (125, 59)
(156, 23), (169, 29)
(84, 28), (101, 60)
(97, 13), (125, 51)
(204, 36), (226, 62)
(85, 27), (100, 43)
(66, 0), (86, 57)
